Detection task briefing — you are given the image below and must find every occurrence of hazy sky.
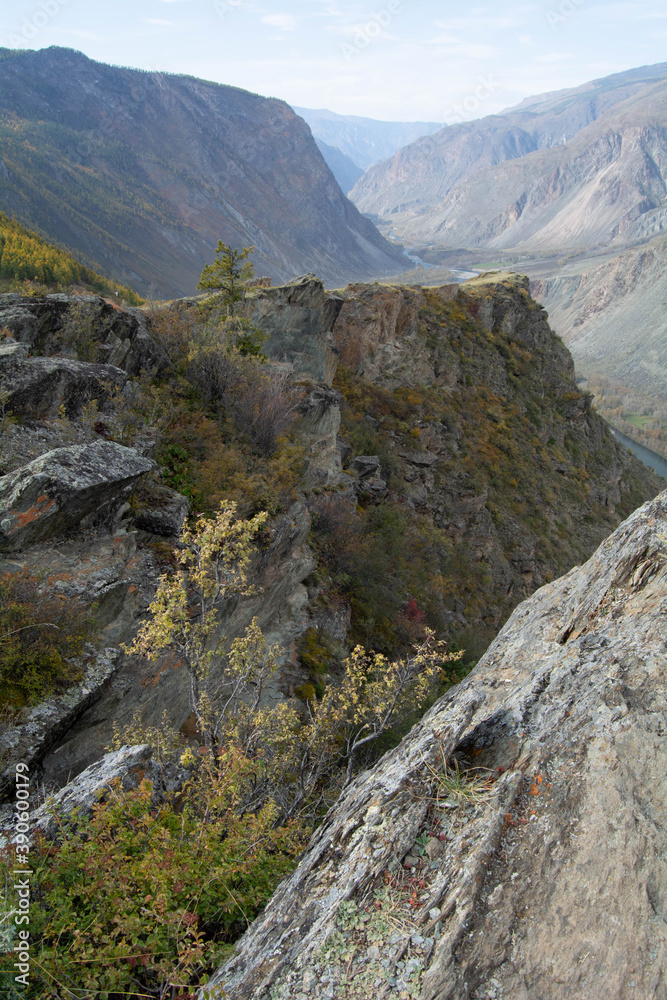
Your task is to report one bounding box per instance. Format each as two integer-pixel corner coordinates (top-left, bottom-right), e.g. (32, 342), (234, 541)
(4, 0), (667, 121)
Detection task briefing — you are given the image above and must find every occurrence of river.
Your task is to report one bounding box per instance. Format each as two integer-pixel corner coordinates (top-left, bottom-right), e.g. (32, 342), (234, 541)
(401, 249), (479, 282)
(611, 428), (667, 482)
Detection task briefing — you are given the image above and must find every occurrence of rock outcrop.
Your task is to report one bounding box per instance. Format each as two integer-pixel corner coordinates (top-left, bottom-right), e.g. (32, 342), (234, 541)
(129, 479), (190, 537)
(325, 275), (662, 650)
(243, 276), (345, 385)
(297, 384), (345, 487)
(0, 293), (169, 376)
(0, 441), (154, 550)
(209, 487), (667, 1000)
(0, 345), (127, 420)
(0, 648), (119, 802)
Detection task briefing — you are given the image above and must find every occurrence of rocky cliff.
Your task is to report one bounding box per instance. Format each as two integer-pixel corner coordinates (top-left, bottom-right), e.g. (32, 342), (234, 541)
(323, 274), (662, 656)
(0, 48), (404, 297)
(1, 276), (664, 997)
(209, 484), (667, 1000)
(0, 276), (661, 795)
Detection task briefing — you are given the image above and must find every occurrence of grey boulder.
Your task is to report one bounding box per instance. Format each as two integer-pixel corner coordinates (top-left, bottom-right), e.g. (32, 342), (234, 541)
(131, 479), (190, 536)
(0, 441), (155, 550)
(0, 347), (127, 419)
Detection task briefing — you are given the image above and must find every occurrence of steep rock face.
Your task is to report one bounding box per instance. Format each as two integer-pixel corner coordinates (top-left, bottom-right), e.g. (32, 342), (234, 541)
(0, 48), (404, 297)
(326, 275), (661, 646)
(297, 385), (345, 487)
(242, 276), (345, 385)
(209, 487), (667, 1000)
(0, 647), (119, 802)
(333, 282), (446, 386)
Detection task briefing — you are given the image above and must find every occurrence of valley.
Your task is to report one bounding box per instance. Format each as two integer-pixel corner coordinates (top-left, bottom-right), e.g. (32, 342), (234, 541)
(1, 34), (667, 1000)
(340, 63), (667, 461)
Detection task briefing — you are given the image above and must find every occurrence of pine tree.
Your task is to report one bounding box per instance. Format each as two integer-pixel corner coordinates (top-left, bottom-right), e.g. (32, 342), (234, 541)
(197, 241), (254, 306)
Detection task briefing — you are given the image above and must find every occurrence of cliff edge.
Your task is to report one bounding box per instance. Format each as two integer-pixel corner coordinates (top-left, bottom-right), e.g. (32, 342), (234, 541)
(211, 486), (667, 999)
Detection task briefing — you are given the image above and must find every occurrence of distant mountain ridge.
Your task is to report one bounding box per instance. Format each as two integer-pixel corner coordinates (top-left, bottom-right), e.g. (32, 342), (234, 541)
(293, 107), (443, 171)
(350, 62), (667, 251)
(0, 47), (405, 297)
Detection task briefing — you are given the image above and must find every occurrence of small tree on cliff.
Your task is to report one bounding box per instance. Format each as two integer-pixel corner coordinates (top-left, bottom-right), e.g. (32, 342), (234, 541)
(197, 241), (255, 307)
(125, 500), (462, 797)
(124, 501), (268, 736)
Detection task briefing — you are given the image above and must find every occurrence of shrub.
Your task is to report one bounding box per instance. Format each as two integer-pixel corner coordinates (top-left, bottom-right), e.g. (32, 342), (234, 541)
(58, 302), (111, 362)
(185, 320), (300, 457)
(0, 570), (97, 707)
(124, 502), (269, 735)
(1, 750), (306, 998)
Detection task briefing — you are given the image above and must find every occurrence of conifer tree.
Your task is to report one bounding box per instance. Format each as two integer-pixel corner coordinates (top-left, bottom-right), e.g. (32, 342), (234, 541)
(197, 241), (254, 306)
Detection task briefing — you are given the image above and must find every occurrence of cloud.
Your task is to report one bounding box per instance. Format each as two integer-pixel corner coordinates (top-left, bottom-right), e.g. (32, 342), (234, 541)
(433, 9), (535, 32)
(260, 13), (297, 31)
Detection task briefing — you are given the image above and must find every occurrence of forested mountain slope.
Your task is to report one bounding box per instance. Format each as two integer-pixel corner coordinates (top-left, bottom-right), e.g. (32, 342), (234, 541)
(0, 48), (404, 297)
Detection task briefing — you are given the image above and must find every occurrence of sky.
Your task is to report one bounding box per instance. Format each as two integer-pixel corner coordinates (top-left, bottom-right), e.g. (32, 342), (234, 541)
(3, 0), (667, 122)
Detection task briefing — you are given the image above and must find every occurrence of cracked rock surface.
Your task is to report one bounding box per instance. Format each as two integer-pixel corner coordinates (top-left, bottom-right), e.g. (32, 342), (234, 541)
(208, 488), (667, 1000)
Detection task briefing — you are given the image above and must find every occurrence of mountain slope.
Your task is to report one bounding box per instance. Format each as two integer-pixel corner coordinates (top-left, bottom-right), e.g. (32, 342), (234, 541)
(533, 234), (667, 396)
(294, 107), (442, 170)
(0, 209), (141, 302)
(350, 62), (667, 249)
(313, 139), (364, 193)
(0, 48), (404, 297)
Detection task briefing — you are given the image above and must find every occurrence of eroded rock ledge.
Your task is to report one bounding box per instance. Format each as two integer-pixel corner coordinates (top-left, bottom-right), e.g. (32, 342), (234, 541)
(210, 488), (667, 1000)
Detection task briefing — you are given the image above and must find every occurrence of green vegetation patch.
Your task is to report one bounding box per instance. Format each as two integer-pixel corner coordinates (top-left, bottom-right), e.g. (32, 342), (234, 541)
(0, 570), (97, 707)
(0, 210), (142, 302)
